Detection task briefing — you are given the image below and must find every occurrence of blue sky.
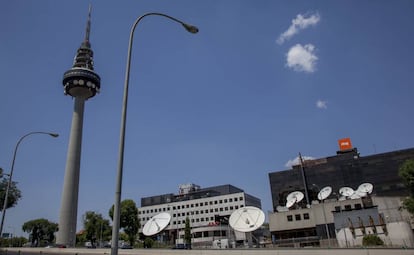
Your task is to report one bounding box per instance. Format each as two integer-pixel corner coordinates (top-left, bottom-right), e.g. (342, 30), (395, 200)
(1, 0), (414, 236)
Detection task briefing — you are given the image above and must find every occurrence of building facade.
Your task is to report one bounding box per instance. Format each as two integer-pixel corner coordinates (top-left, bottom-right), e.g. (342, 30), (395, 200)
(268, 145), (414, 247)
(138, 184), (262, 248)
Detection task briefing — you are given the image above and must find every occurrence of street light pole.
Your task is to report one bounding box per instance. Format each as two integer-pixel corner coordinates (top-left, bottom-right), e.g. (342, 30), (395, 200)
(0, 131), (59, 237)
(312, 184), (331, 247)
(110, 13), (198, 255)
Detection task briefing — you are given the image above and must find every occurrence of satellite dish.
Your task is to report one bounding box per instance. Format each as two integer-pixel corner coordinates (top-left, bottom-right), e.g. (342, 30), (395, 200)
(229, 206), (265, 232)
(287, 191), (304, 203)
(142, 212), (171, 236)
(317, 186), (332, 201)
(285, 191), (304, 209)
(286, 198), (296, 208)
(350, 192), (361, 199)
(339, 187), (354, 197)
(358, 182), (373, 194)
(355, 189), (367, 198)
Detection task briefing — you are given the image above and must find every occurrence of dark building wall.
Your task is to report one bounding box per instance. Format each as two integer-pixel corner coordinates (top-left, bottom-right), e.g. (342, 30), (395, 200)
(269, 148), (414, 212)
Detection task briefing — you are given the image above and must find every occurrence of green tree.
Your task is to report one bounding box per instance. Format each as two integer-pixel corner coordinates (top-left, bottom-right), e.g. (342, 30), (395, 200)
(143, 237), (154, 248)
(82, 211), (111, 247)
(22, 218), (58, 247)
(184, 217), (191, 248)
(0, 177), (22, 211)
(399, 159), (414, 214)
(362, 234), (384, 246)
(109, 199), (140, 246)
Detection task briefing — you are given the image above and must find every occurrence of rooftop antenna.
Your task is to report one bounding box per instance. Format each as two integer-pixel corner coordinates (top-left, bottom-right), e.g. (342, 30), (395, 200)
(83, 4), (92, 46)
(299, 153), (310, 207)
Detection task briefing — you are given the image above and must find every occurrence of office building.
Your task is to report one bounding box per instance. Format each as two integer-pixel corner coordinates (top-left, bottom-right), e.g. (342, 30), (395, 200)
(138, 184), (261, 248)
(268, 140), (414, 247)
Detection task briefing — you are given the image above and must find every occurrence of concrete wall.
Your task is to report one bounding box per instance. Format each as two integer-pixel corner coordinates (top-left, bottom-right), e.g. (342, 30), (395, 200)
(3, 247), (414, 255)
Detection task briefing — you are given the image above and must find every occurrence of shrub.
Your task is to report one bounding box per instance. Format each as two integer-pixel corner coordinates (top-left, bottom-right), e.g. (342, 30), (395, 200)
(362, 234), (384, 246)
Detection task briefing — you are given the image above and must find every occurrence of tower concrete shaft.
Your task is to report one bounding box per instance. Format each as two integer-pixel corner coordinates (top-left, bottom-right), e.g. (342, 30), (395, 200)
(57, 6), (100, 247)
(57, 97), (85, 246)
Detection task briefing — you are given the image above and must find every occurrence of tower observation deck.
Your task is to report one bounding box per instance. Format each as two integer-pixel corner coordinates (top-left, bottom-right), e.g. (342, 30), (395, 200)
(62, 6), (100, 99)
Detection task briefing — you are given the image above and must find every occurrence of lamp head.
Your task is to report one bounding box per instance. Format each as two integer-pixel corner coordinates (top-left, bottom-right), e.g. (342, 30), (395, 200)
(182, 23), (199, 34)
(49, 133), (59, 138)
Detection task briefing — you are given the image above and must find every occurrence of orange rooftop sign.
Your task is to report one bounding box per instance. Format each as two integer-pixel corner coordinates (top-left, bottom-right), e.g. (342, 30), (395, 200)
(338, 137), (352, 151)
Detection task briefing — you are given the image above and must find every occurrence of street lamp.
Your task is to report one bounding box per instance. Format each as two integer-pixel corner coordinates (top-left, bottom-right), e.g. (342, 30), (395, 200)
(0, 131), (59, 237)
(312, 184), (331, 247)
(110, 13), (198, 255)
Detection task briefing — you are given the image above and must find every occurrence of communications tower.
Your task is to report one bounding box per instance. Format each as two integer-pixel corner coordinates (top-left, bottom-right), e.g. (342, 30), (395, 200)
(57, 6), (101, 247)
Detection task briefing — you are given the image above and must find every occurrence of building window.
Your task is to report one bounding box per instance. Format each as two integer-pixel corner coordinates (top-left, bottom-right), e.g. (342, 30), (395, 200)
(215, 208), (218, 212)
(287, 215), (293, 222)
(235, 205), (239, 209)
(210, 209), (213, 213)
(210, 201), (213, 205)
(229, 198), (233, 202)
(295, 214), (301, 221)
(195, 203), (199, 207)
(186, 204), (189, 208)
(230, 206), (234, 210)
(344, 204), (352, 211)
(235, 197), (238, 202)
(239, 196), (244, 201)
(224, 199), (228, 203)
(214, 201), (218, 204)
(354, 203), (362, 209)
(220, 208), (223, 212)
(334, 206), (341, 212)
(303, 213), (310, 220)
(225, 207), (229, 211)
(219, 200), (223, 204)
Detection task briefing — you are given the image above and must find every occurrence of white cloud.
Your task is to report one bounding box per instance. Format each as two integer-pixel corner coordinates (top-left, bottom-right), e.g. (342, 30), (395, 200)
(277, 12), (321, 45)
(286, 44), (318, 73)
(285, 156), (315, 168)
(316, 100), (327, 109)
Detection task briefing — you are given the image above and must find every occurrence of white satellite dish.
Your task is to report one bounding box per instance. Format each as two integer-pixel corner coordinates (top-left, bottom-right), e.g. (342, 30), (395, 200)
(350, 192), (361, 199)
(358, 182), (374, 194)
(339, 187), (355, 197)
(286, 198), (296, 208)
(287, 191), (304, 203)
(229, 206), (265, 232)
(355, 189), (367, 198)
(142, 212), (171, 236)
(285, 191), (304, 209)
(317, 186), (332, 201)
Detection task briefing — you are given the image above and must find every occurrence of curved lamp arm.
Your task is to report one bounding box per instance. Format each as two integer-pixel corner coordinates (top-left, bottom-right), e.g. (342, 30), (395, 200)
(0, 131), (58, 236)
